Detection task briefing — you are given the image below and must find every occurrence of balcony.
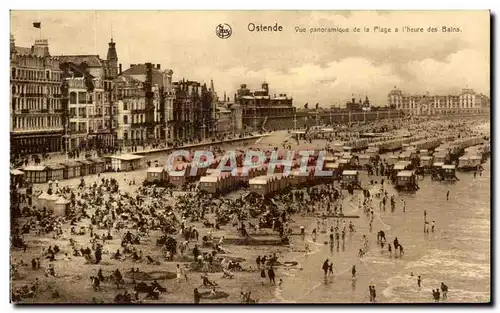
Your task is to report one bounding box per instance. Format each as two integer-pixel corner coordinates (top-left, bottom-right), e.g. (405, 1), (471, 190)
(69, 129), (87, 135)
(131, 122), (145, 127)
(131, 109), (146, 114)
(23, 93), (44, 98)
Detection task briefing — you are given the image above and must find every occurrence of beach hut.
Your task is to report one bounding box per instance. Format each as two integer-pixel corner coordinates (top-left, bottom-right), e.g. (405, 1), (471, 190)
(10, 169), (25, 187)
(54, 196), (70, 216)
(441, 164), (457, 180)
(110, 154), (144, 172)
(324, 162), (340, 180)
(88, 158), (106, 174)
(290, 169), (307, 186)
(46, 164), (65, 181)
(396, 171), (418, 190)
(199, 175), (219, 194)
(358, 155), (371, 168)
(419, 156), (433, 169)
(167, 163), (191, 187)
(61, 160), (82, 179)
(23, 165), (47, 183)
(78, 159), (94, 176)
(342, 170), (359, 184)
(249, 176), (269, 196)
(146, 167), (166, 184)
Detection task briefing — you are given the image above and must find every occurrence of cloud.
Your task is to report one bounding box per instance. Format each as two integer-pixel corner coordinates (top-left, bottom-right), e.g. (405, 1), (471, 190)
(10, 10), (490, 107)
(193, 58), (402, 107)
(403, 49), (490, 95)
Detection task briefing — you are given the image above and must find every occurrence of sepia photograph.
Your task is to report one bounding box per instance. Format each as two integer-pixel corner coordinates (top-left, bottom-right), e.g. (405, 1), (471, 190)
(9, 10), (491, 304)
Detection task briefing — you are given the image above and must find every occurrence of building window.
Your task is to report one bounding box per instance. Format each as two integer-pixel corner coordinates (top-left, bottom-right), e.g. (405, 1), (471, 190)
(70, 92), (77, 104)
(124, 131), (128, 141)
(123, 103), (128, 111)
(124, 115), (128, 124)
(78, 92), (87, 104)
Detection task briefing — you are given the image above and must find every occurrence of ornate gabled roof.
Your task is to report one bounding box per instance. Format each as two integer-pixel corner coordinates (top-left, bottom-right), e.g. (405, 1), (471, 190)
(14, 46), (32, 55)
(59, 55), (104, 67)
(121, 64), (165, 86)
(116, 74), (142, 84)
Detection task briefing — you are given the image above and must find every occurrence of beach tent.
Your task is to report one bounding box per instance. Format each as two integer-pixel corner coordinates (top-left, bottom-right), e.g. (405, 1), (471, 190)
(37, 191), (50, 209)
(54, 197), (70, 216)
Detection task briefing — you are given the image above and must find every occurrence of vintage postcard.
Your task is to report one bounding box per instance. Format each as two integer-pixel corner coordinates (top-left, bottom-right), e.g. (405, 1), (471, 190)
(9, 10), (490, 304)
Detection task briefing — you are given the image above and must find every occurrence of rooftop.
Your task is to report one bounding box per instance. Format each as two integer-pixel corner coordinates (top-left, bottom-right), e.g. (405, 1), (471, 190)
(59, 55), (104, 67)
(111, 154), (144, 161)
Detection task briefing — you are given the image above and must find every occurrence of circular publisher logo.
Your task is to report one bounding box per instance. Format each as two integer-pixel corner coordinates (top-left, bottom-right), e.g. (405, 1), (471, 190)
(216, 23), (232, 39)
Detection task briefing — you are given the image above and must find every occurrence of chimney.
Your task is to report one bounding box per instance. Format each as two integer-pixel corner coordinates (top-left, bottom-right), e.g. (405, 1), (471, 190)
(119, 63), (122, 75)
(156, 64), (161, 70)
(32, 39), (50, 57)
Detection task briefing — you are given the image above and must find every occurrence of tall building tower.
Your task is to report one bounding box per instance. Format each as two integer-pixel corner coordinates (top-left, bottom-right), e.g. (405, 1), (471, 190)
(106, 38), (118, 79)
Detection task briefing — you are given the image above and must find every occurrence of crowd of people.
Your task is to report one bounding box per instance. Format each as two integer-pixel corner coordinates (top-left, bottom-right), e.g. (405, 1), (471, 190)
(10, 117), (490, 304)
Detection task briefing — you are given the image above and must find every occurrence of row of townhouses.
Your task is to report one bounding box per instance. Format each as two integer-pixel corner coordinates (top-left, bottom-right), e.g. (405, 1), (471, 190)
(10, 35), (490, 156)
(10, 36), (246, 156)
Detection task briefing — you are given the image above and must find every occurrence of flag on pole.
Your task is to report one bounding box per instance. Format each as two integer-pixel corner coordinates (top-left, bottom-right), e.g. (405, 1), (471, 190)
(315, 103), (319, 110)
(33, 22), (41, 28)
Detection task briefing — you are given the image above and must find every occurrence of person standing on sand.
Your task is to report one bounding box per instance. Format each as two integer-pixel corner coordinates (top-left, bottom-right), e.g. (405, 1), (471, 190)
(193, 288), (201, 304)
(176, 264), (182, 283)
(441, 282), (448, 299)
(417, 275), (421, 287)
(446, 190), (450, 201)
(260, 267), (266, 284)
(268, 266), (276, 285)
(351, 265), (356, 279)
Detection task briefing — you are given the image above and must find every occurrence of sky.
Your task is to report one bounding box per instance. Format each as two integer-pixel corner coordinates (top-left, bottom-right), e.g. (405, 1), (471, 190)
(10, 10), (490, 108)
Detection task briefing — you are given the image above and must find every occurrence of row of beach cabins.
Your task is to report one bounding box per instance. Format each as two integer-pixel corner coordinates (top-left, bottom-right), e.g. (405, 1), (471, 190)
(191, 133), (489, 195)
(11, 154), (146, 185)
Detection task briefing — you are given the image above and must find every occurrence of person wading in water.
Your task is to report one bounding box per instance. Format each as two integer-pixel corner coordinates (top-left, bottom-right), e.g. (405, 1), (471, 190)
(322, 259), (329, 277)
